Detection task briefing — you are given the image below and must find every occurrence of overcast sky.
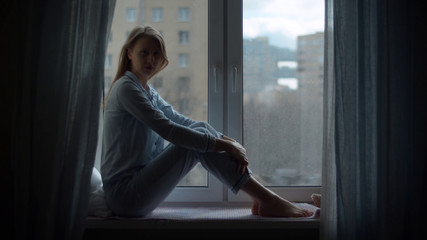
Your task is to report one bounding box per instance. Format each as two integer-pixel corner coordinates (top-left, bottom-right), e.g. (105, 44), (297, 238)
(243, 0), (325, 50)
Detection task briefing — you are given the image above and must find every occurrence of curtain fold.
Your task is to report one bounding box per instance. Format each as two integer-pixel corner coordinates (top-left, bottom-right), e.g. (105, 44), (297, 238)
(11, 0), (115, 239)
(320, 0), (337, 239)
(322, 0), (427, 239)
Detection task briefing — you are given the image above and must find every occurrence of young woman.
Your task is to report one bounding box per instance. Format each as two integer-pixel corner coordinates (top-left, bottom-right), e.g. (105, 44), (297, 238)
(101, 25), (313, 218)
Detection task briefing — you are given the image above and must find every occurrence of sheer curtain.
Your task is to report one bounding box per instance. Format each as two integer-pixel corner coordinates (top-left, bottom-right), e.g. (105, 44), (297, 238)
(322, 0), (427, 239)
(7, 0), (115, 239)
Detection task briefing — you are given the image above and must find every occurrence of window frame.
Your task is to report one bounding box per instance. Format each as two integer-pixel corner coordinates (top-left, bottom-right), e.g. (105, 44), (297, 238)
(95, 0), (323, 204)
(165, 0), (321, 204)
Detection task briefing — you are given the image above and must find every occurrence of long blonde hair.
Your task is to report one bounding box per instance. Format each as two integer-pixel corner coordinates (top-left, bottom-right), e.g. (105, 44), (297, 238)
(103, 25), (169, 108)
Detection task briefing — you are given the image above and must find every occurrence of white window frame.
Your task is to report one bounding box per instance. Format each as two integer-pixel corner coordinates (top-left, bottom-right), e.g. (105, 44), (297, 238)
(165, 0), (321, 204)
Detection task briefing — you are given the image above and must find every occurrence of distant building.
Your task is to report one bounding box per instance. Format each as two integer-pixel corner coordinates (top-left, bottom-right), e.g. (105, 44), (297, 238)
(243, 37), (278, 93)
(296, 32), (324, 183)
(297, 32), (324, 97)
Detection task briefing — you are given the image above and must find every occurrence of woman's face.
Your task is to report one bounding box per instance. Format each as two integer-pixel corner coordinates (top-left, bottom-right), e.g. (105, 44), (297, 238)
(127, 36), (162, 82)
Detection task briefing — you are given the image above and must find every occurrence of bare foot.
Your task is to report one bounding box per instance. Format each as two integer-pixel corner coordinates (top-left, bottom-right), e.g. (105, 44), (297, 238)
(311, 193), (321, 208)
(251, 200), (259, 215)
(258, 195), (313, 218)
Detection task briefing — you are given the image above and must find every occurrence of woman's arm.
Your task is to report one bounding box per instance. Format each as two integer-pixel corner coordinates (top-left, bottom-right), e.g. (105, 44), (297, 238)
(117, 81), (216, 153)
(156, 93), (196, 127)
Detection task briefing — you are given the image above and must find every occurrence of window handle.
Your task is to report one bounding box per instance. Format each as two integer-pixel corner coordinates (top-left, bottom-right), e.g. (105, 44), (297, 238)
(232, 66), (238, 93)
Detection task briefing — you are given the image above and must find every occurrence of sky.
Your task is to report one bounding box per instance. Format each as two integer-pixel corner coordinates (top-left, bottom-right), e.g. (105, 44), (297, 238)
(243, 0), (325, 50)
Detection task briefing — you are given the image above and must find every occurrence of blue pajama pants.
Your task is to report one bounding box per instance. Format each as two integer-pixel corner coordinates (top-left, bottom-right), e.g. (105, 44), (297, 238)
(104, 122), (251, 217)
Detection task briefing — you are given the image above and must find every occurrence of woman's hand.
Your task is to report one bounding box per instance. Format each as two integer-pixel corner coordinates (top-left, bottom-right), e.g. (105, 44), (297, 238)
(215, 135), (249, 174)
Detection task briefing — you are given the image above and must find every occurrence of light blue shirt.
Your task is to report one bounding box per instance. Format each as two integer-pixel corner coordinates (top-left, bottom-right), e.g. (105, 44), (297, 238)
(101, 71), (216, 184)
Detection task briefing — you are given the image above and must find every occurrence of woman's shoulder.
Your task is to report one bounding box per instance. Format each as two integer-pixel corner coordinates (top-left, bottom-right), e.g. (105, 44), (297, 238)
(115, 74), (135, 86)
(113, 75), (140, 92)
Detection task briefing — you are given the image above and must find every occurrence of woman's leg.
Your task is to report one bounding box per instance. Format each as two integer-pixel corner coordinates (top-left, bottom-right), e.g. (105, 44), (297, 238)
(196, 122), (313, 217)
(105, 122), (230, 217)
(240, 177), (313, 217)
(106, 122), (311, 217)
(194, 122), (312, 217)
(106, 144), (201, 217)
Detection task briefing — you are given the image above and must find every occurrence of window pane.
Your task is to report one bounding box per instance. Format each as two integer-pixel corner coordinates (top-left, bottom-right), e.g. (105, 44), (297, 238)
(243, 0), (324, 186)
(126, 8), (137, 22)
(179, 7), (190, 22)
(105, 0), (209, 187)
(179, 31), (189, 45)
(178, 53), (189, 67)
(152, 8), (163, 22)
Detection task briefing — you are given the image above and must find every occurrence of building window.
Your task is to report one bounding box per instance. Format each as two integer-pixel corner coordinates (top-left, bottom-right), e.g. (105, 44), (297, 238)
(178, 54), (189, 68)
(179, 31), (189, 45)
(108, 32), (112, 45)
(152, 77), (163, 92)
(126, 8), (137, 22)
(152, 8), (163, 22)
(104, 54), (112, 69)
(178, 7), (190, 22)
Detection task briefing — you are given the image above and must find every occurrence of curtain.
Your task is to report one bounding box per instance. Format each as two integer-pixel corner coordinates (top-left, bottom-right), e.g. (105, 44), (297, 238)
(322, 0), (427, 239)
(7, 0), (115, 239)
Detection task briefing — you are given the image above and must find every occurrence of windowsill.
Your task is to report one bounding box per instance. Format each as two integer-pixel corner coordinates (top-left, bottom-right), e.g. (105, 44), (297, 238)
(84, 204), (320, 239)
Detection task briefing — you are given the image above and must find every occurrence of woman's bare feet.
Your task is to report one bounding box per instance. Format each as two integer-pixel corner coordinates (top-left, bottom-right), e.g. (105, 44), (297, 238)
(311, 193), (321, 208)
(257, 195), (312, 217)
(243, 176), (313, 218)
(251, 200), (259, 215)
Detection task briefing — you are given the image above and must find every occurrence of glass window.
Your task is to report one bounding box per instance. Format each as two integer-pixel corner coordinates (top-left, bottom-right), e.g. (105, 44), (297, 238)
(243, 0), (324, 187)
(152, 8), (163, 22)
(178, 54), (189, 68)
(179, 31), (189, 45)
(102, 0), (323, 203)
(179, 7), (190, 21)
(126, 8), (137, 22)
(104, 54), (112, 69)
(107, 32), (112, 45)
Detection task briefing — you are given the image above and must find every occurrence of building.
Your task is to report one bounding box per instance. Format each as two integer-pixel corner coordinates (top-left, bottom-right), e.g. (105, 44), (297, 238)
(243, 37), (278, 93)
(296, 32), (324, 183)
(105, 0), (209, 121)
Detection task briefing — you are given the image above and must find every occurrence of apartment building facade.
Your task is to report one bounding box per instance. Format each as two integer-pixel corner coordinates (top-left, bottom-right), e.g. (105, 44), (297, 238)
(105, 0), (209, 122)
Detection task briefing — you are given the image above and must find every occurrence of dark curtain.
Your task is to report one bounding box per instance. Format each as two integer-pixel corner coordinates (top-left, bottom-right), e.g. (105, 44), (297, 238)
(2, 0), (115, 239)
(322, 0), (427, 239)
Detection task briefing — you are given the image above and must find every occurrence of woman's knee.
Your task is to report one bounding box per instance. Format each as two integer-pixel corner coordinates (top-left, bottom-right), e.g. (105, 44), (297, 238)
(189, 121), (219, 136)
(189, 121), (208, 129)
